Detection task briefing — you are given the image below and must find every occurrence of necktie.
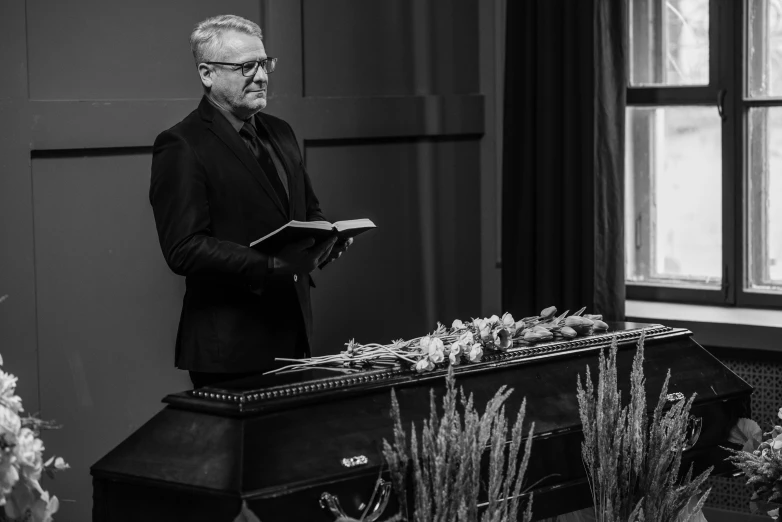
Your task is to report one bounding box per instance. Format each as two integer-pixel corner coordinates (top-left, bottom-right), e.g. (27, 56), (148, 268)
(240, 122), (289, 212)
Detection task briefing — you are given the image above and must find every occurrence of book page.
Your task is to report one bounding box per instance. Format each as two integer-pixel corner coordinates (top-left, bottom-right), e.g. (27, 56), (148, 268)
(333, 218), (376, 231)
(286, 220), (334, 230)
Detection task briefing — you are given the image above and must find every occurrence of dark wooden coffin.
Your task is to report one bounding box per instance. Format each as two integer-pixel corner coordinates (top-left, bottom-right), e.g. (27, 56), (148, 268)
(91, 322), (752, 522)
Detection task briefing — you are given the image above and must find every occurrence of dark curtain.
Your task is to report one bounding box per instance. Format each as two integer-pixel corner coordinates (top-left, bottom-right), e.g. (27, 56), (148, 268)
(501, 0), (627, 321)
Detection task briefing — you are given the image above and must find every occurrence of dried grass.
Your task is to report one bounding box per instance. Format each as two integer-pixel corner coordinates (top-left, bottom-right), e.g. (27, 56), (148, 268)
(382, 366), (534, 522)
(576, 332), (712, 522)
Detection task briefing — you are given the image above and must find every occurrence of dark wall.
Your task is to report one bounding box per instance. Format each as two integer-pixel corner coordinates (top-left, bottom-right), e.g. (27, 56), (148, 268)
(0, 1), (503, 520)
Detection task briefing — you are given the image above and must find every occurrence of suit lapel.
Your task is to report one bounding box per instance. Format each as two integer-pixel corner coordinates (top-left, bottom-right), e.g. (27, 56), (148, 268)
(256, 114), (298, 220)
(198, 97), (288, 218)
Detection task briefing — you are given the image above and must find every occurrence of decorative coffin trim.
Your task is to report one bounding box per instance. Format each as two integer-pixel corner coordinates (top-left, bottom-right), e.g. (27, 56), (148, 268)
(186, 325), (677, 408)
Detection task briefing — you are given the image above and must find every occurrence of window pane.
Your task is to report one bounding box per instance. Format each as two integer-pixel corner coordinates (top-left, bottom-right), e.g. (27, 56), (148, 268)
(747, 108), (782, 292)
(748, 0), (782, 97)
(625, 107), (722, 286)
(629, 0), (709, 86)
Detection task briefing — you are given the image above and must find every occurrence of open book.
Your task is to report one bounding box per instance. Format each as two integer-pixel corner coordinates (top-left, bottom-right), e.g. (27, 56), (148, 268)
(250, 218), (376, 254)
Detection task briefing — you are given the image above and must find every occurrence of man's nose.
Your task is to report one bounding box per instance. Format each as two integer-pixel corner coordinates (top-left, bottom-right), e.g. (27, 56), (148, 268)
(253, 66), (267, 84)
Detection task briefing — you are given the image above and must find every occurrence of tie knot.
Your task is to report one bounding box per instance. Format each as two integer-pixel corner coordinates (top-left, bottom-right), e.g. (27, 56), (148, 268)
(240, 122), (259, 140)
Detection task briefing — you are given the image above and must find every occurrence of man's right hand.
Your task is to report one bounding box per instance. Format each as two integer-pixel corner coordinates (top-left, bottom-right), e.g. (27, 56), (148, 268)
(273, 236), (338, 275)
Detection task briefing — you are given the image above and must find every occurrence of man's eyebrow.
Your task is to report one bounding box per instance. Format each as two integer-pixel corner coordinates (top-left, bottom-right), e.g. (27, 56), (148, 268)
(238, 55), (268, 62)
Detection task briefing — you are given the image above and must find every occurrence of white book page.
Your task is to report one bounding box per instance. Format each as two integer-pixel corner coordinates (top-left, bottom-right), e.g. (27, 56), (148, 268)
(333, 218), (376, 231)
(250, 220), (335, 247)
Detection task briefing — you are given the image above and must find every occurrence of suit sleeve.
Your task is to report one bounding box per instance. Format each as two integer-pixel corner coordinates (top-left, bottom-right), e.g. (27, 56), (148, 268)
(149, 129), (271, 289)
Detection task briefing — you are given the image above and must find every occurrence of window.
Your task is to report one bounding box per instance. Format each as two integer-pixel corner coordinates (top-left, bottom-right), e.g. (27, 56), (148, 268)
(625, 0), (782, 308)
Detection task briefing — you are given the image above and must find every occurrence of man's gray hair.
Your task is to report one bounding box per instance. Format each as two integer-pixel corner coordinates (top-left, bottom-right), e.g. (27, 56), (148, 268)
(190, 14), (263, 65)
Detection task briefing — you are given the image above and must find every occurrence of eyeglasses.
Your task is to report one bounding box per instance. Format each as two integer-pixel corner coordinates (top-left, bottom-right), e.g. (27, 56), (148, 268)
(204, 58), (277, 77)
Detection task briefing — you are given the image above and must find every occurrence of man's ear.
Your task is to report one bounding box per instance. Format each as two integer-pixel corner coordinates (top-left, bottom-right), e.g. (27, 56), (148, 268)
(197, 64), (214, 89)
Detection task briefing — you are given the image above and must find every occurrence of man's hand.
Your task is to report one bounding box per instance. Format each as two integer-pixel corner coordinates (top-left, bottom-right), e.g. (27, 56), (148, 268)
(318, 237), (353, 269)
(331, 237), (353, 260)
(274, 235), (338, 275)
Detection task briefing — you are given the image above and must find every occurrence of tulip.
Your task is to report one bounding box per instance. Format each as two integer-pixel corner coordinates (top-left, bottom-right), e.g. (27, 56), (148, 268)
(451, 319), (465, 331)
(540, 306), (557, 319)
(560, 326), (578, 338)
(493, 328), (512, 351)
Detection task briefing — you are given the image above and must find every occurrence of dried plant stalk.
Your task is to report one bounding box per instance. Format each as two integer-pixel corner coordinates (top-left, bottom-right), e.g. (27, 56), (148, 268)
(576, 332), (712, 522)
(382, 366), (534, 522)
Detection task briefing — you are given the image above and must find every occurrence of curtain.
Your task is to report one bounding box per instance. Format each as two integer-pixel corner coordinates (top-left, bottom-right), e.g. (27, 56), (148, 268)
(501, 0), (627, 321)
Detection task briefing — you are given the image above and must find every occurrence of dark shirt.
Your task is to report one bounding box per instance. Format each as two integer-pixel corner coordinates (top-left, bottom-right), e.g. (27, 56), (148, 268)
(206, 97), (289, 198)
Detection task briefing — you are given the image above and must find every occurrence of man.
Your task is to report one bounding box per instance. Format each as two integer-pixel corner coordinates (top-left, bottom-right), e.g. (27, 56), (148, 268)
(149, 14), (349, 388)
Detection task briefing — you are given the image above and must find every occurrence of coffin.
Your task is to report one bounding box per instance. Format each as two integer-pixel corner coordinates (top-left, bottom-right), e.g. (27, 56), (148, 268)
(91, 322), (752, 521)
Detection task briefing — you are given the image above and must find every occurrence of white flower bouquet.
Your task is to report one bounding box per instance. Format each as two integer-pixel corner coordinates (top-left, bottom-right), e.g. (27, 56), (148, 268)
(725, 409), (782, 520)
(266, 305), (608, 376)
(0, 296), (68, 522)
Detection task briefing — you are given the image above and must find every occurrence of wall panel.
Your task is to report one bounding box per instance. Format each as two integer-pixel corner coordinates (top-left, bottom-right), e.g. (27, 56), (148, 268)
(302, 0), (479, 97)
(26, 0), (260, 100)
(307, 138), (482, 354)
(31, 152), (188, 516)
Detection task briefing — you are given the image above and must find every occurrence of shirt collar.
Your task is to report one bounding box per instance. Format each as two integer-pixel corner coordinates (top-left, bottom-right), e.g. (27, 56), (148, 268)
(206, 96), (252, 133)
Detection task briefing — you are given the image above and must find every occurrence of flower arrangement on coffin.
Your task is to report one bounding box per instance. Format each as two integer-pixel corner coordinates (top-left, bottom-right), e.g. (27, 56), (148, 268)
(265, 306), (608, 375)
(381, 365), (535, 522)
(724, 409), (782, 520)
(0, 295), (69, 522)
(576, 332), (712, 522)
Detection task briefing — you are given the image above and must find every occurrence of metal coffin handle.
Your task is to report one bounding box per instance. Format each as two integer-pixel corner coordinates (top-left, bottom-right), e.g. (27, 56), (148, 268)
(683, 415), (703, 451)
(320, 478), (392, 522)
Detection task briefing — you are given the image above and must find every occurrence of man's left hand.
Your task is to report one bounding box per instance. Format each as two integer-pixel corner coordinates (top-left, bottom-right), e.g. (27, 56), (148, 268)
(332, 237), (353, 259)
(320, 237), (353, 268)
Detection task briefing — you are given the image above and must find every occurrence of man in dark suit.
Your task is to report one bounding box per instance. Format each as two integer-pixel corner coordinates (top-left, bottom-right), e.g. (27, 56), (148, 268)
(150, 14), (349, 388)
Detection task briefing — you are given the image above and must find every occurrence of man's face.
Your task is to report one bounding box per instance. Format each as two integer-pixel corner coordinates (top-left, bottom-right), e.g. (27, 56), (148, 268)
(202, 30), (268, 119)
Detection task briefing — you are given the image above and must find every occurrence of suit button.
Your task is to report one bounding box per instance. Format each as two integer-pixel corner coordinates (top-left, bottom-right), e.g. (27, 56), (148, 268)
(293, 274), (298, 282)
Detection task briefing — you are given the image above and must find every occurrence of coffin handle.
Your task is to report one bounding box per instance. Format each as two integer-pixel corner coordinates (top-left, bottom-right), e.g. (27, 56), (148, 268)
(320, 478), (392, 522)
(683, 415), (703, 451)
(319, 492), (348, 519)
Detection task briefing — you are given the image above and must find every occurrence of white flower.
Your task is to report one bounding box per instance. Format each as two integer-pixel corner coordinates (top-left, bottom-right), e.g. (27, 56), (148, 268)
(468, 343), (483, 363)
(427, 337), (444, 356)
(488, 315), (500, 325)
(451, 319), (465, 331)
(472, 318), (485, 331)
(0, 405), (20, 434)
(415, 358), (434, 373)
(15, 428), (44, 483)
(728, 418), (763, 453)
(778, 407), (782, 421)
(427, 338), (445, 363)
(0, 372), (22, 414)
(419, 336), (431, 353)
(449, 351), (461, 366)
(501, 313), (515, 327)
(0, 453), (19, 505)
(493, 328), (512, 351)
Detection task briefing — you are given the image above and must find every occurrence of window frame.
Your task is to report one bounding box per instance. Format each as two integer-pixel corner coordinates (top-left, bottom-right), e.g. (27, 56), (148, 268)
(626, 0), (782, 310)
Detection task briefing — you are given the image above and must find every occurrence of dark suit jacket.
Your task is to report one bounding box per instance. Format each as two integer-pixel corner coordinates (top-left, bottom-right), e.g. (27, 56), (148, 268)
(149, 96), (326, 373)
